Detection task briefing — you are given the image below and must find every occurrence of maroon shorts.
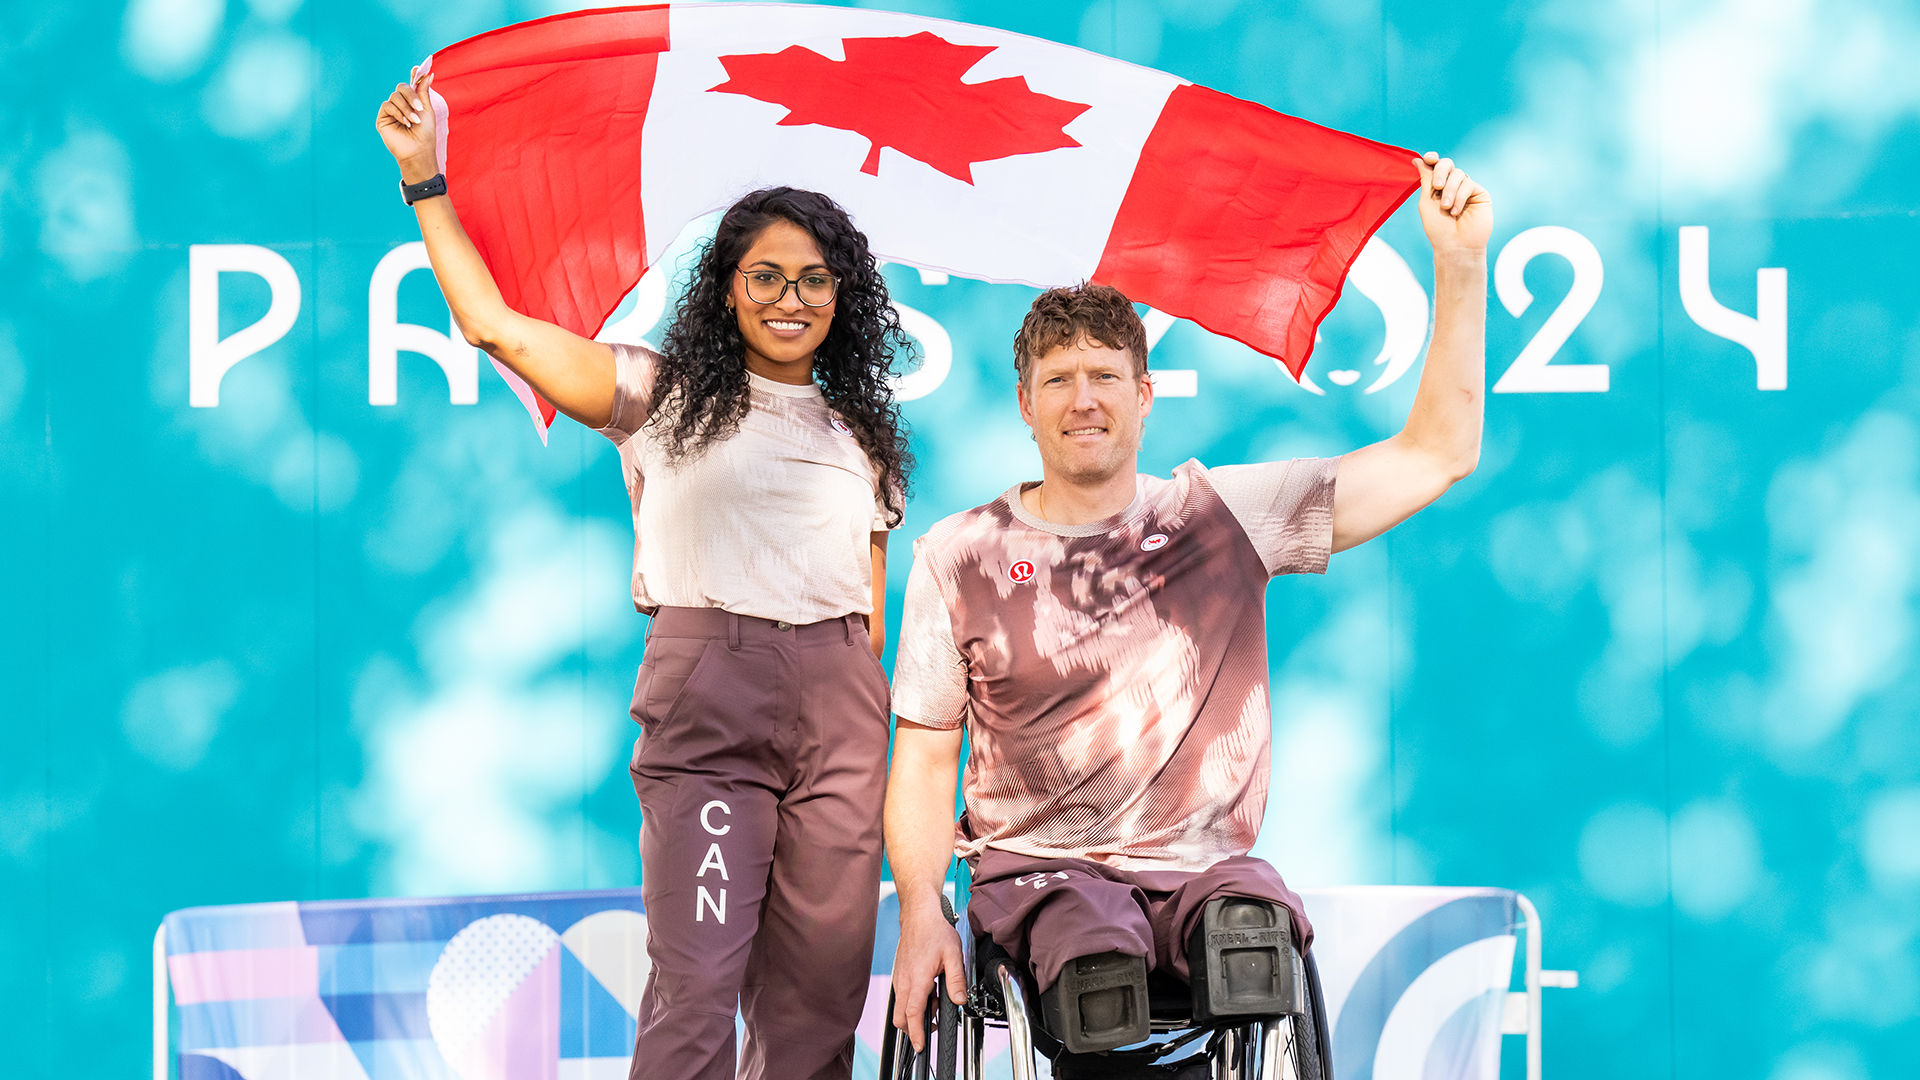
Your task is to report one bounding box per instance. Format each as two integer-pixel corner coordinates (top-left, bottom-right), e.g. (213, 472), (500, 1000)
(966, 848), (1312, 991)
(627, 607), (891, 1080)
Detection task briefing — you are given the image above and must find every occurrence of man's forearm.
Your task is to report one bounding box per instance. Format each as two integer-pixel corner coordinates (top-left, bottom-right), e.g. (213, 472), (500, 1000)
(1328, 155), (1490, 553)
(1399, 248), (1487, 479)
(885, 720), (968, 1039)
(884, 721), (963, 917)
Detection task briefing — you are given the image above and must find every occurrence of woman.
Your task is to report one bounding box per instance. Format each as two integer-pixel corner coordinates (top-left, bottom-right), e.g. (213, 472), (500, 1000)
(378, 73), (912, 1080)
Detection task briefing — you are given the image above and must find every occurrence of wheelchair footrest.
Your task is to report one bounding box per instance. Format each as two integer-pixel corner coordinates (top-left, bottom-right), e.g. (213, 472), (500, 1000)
(1187, 897), (1305, 1023)
(1040, 950), (1152, 1054)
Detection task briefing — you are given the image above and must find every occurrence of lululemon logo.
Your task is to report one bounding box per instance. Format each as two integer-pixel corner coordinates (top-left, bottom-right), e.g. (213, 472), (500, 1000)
(1007, 559), (1036, 584)
(1142, 533), (1169, 552)
(830, 417), (853, 436)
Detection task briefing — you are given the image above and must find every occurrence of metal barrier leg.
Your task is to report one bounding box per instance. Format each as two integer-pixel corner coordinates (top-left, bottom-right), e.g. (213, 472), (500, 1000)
(1520, 893), (1542, 1080)
(1512, 892), (1579, 1080)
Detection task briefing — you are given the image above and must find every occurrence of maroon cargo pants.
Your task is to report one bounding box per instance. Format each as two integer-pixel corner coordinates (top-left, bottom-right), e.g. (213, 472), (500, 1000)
(967, 848), (1314, 991)
(627, 607), (891, 1080)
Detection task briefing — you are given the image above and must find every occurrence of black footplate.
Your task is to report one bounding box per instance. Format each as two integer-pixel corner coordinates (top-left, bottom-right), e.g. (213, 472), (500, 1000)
(1187, 897), (1305, 1023)
(1040, 950), (1152, 1053)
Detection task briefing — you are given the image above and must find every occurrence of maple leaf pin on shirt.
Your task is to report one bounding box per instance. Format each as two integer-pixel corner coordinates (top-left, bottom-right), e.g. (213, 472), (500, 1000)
(709, 32), (1093, 184)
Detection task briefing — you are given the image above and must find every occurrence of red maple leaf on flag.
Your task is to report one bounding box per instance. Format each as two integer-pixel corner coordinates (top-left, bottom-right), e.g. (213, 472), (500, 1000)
(709, 32), (1093, 185)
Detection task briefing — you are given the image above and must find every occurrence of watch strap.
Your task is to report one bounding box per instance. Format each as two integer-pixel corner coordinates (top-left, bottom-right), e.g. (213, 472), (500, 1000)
(400, 173), (447, 205)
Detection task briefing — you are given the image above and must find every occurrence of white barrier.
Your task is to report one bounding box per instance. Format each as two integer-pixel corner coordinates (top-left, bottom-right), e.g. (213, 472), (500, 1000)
(154, 885), (1575, 1080)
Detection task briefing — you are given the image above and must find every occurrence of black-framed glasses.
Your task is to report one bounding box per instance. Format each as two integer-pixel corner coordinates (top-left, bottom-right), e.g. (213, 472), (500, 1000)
(736, 268), (837, 307)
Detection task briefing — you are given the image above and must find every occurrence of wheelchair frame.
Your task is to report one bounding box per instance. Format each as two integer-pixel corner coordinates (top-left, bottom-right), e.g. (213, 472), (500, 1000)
(879, 893), (1334, 1080)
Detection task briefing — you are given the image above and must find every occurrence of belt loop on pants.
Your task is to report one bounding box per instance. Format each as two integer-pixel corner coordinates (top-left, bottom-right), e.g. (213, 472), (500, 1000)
(728, 612), (740, 651)
(843, 614), (857, 646)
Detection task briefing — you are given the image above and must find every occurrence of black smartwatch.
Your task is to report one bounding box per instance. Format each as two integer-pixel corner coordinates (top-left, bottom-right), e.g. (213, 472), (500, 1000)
(400, 173), (447, 205)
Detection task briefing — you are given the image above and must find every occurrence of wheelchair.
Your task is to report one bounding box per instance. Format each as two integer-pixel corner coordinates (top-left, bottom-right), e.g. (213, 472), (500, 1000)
(880, 889), (1334, 1080)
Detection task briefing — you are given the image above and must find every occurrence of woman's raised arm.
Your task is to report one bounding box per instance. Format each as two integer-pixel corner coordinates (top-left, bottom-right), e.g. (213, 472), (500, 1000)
(376, 72), (617, 429)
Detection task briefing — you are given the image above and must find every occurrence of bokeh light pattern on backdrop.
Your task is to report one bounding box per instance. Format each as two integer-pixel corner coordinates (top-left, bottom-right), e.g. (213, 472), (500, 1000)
(5, 1), (1920, 1078)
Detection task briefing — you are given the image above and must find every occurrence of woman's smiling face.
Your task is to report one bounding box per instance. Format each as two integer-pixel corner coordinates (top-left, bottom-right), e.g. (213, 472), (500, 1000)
(730, 219), (837, 385)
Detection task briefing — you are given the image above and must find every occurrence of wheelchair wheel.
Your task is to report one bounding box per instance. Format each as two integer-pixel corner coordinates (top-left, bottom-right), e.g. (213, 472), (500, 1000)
(879, 985), (904, 1080)
(935, 981), (959, 1080)
(1289, 950), (1331, 1080)
(883, 893), (966, 1080)
(1284, 1012), (1323, 1080)
(877, 979), (960, 1080)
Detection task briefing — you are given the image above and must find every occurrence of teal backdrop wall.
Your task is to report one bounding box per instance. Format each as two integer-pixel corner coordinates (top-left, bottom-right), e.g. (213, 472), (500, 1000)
(5, 0), (1920, 1077)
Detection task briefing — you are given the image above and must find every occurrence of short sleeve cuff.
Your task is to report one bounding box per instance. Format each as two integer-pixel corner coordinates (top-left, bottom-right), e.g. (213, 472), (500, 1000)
(594, 343), (657, 442)
(1280, 457), (1337, 575)
(891, 545), (970, 726)
(1206, 457), (1338, 577)
(889, 701), (965, 731)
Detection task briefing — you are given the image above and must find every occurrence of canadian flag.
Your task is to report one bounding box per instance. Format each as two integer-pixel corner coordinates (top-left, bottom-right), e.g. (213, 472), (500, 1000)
(421, 3), (1419, 438)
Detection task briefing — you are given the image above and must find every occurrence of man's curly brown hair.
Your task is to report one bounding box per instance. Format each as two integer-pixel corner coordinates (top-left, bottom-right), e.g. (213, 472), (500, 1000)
(1011, 283), (1148, 386)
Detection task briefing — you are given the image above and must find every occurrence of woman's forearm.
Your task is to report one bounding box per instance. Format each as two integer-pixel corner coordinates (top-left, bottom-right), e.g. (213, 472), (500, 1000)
(395, 153), (617, 428)
(401, 161), (515, 353)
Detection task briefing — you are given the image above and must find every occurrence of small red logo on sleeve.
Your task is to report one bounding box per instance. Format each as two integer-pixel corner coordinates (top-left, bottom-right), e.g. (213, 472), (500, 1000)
(1006, 559), (1036, 584)
(830, 417), (853, 436)
(1141, 533), (1169, 552)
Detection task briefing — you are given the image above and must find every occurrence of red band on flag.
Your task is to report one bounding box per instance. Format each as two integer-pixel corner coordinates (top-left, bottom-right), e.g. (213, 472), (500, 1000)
(1093, 84), (1419, 379)
(432, 5), (671, 340)
(430, 5), (671, 436)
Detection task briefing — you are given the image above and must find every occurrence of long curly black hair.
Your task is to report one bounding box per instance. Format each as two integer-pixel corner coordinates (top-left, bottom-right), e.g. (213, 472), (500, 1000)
(651, 187), (914, 526)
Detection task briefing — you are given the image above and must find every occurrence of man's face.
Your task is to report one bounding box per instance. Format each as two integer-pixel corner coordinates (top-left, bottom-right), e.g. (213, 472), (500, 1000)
(1017, 337), (1153, 486)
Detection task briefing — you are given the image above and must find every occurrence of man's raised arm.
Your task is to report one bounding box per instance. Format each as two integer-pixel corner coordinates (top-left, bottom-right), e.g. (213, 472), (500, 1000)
(1331, 152), (1492, 552)
(884, 719), (967, 1051)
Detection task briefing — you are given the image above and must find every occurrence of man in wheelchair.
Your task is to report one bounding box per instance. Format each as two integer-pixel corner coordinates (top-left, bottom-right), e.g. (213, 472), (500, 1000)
(885, 156), (1490, 1077)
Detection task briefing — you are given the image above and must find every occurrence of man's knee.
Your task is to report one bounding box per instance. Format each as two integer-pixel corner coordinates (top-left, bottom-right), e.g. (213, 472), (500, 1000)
(974, 868), (1151, 975)
(1158, 856), (1314, 963)
(1211, 856), (1312, 947)
(1020, 884), (1151, 972)
(1024, 878), (1150, 939)
(976, 869), (1157, 1053)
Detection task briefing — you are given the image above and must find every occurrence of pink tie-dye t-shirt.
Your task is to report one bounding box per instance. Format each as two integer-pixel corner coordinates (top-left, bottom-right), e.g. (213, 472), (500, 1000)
(891, 458), (1337, 872)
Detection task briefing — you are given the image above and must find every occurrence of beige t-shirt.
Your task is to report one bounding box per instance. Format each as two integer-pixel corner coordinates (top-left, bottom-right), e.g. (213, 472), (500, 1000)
(890, 458), (1337, 872)
(596, 343), (893, 623)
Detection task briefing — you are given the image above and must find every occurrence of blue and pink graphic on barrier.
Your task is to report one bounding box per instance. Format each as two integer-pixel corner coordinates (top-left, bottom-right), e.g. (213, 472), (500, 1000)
(162, 887), (1536, 1080)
